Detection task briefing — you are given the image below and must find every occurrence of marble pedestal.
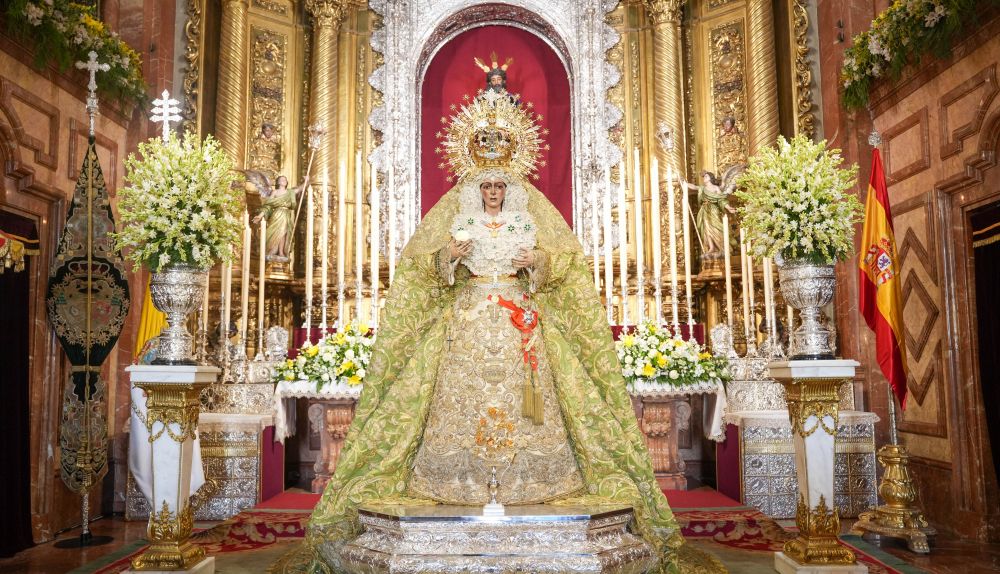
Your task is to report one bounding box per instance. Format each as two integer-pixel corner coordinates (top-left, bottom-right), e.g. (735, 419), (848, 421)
(126, 365), (218, 573)
(768, 360), (866, 572)
(335, 504), (654, 574)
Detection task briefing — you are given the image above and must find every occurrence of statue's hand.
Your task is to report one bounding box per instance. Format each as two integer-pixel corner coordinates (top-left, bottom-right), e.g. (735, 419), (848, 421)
(449, 239), (473, 260)
(512, 248), (535, 269)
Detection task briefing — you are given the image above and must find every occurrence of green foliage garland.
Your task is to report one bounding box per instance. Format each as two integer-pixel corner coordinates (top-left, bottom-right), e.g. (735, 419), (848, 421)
(5, 0), (146, 106)
(841, 0), (999, 110)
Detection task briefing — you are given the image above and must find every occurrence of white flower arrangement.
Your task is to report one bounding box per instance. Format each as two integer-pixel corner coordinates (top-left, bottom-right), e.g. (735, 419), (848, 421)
(274, 323), (374, 390)
(735, 135), (861, 264)
(616, 323), (730, 392)
(113, 132), (242, 272)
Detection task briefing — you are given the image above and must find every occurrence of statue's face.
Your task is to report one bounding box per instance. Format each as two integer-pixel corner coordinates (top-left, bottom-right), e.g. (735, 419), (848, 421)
(490, 74), (504, 88)
(480, 179), (507, 211)
(702, 173), (712, 185)
(276, 176), (288, 188)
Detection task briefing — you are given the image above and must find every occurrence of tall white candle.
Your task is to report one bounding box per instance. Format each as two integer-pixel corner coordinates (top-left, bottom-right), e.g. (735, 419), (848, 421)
(370, 163), (380, 326)
(747, 240), (756, 342)
(258, 217), (266, 352)
(739, 229), (749, 341)
(337, 162), (347, 325)
(240, 210), (251, 342)
(617, 166), (629, 326)
(723, 213), (733, 328)
(667, 164), (678, 328)
(304, 186), (314, 328)
(603, 165), (614, 324)
(766, 257), (777, 342)
(591, 174), (600, 291)
(321, 177), (330, 329)
(682, 181), (693, 328)
(387, 161), (397, 284)
(202, 275), (210, 333)
(650, 157), (661, 324)
(632, 148), (644, 321)
(222, 261), (232, 339)
(763, 257), (773, 342)
(355, 153), (364, 318)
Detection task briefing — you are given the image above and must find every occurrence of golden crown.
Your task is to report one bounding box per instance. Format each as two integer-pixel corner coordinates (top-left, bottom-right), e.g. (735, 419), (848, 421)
(436, 94), (549, 182)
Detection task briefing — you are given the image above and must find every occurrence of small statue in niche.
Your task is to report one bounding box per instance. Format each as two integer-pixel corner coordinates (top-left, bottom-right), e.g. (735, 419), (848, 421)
(248, 122), (282, 183)
(678, 164), (744, 267)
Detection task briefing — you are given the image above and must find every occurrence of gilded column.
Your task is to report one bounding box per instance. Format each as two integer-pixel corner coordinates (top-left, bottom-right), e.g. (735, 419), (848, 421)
(746, 0), (779, 152)
(644, 0), (685, 171)
(306, 0), (348, 188)
(215, 0), (249, 166)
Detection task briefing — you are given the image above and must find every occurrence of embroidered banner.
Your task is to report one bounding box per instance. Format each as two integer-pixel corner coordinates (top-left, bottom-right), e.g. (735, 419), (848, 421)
(45, 139), (131, 494)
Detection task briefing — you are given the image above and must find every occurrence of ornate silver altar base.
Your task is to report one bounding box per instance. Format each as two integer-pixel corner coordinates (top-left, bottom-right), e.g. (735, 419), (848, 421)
(769, 360), (867, 574)
(336, 504), (654, 574)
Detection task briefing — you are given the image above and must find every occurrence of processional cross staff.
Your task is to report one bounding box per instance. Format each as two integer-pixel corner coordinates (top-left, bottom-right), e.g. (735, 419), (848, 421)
(151, 90), (182, 142)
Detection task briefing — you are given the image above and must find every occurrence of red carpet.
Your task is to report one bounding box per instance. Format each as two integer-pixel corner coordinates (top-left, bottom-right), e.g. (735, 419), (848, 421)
(255, 491), (321, 510)
(253, 488), (744, 512)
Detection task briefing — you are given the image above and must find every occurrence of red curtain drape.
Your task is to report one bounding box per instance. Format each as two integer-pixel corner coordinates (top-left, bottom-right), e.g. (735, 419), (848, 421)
(420, 25), (573, 226)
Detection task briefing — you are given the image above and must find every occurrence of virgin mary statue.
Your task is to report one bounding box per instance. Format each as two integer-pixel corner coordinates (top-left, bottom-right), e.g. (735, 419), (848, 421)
(288, 96), (723, 574)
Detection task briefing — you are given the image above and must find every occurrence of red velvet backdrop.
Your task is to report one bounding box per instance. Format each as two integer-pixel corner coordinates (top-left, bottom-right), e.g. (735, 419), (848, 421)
(420, 25), (573, 226)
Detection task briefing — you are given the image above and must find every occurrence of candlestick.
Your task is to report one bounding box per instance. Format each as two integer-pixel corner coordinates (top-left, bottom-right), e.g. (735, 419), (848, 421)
(337, 162), (347, 327)
(682, 179), (693, 330)
(304, 186), (314, 330)
(667, 164), (679, 330)
(723, 213), (733, 328)
(739, 229), (750, 342)
(257, 217), (266, 357)
(617, 164), (629, 327)
(201, 274), (210, 330)
(650, 157), (662, 325)
(633, 148), (644, 322)
(240, 210), (251, 344)
(370, 163), (380, 327)
(200, 273), (210, 362)
(355, 152), (364, 320)
(603, 165), (614, 325)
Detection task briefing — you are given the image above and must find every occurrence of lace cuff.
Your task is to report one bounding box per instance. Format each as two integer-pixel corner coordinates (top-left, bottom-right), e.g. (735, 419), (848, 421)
(435, 245), (461, 286)
(527, 249), (550, 293)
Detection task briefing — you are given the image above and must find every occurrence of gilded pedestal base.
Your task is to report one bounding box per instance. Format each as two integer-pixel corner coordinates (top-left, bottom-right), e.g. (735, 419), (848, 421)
(783, 495), (857, 565)
(335, 504), (654, 574)
(851, 444), (936, 554)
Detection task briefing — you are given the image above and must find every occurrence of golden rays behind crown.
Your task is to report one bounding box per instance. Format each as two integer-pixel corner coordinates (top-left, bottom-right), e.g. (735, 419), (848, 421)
(436, 93), (548, 183)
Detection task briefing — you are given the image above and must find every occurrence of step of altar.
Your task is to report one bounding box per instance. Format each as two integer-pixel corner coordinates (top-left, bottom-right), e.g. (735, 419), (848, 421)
(338, 503), (655, 574)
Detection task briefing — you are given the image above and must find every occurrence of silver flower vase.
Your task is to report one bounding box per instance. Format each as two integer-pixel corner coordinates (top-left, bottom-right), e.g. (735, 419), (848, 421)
(778, 259), (837, 360)
(150, 263), (209, 365)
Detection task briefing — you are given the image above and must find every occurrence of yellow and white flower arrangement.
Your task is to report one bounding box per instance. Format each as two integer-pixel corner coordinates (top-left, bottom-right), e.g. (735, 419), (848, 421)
(274, 323), (374, 391)
(112, 132), (241, 272)
(735, 134), (861, 265)
(616, 323), (730, 392)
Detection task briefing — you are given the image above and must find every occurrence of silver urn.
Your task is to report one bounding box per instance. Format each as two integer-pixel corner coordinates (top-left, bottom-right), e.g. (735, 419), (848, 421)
(778, 259), (837, 360)
(150, 263), (209, 365)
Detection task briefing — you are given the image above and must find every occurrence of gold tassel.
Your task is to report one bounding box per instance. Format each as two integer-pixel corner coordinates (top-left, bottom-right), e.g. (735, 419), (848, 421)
(523, 373), (534, 419)
(532, 387), (544, 425)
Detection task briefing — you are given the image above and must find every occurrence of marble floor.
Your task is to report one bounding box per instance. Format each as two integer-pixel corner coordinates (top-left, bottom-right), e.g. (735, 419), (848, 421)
(2, 514), (999, 573)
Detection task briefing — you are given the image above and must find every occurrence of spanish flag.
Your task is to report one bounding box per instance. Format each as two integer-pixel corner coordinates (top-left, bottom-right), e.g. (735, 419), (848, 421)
(859, 148), (908, 408)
